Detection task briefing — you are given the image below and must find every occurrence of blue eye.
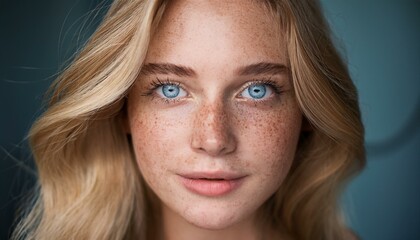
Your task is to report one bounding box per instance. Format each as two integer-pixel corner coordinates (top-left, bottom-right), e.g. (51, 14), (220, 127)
(157, 84), (187, 99)
(241, 83), (272, 99)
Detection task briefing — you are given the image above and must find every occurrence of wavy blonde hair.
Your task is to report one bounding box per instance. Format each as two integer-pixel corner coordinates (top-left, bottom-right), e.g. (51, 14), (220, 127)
(13, 0), (365, 239)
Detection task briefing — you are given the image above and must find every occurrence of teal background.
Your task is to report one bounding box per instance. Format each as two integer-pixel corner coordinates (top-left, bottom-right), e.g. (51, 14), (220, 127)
(321, 1), (420, 239)
(1, 0), (419, 239)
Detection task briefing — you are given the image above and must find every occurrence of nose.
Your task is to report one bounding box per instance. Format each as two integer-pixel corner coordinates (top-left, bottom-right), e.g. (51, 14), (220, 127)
(190, 101), (237, 157)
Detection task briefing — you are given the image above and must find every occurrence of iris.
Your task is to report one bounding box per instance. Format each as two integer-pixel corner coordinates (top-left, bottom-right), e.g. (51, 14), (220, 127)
(247, 84), (266, 99)
(161, 84), (180, 98)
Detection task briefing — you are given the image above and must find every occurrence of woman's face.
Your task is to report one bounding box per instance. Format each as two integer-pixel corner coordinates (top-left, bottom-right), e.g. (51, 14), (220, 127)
(127, 0), (302, 230)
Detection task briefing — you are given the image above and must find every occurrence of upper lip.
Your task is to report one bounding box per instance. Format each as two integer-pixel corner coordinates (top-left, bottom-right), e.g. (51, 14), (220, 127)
(178, 171), (246, 180)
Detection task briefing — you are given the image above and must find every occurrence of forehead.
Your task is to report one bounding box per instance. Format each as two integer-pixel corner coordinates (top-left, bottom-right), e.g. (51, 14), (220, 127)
(146, 0), (286, 67)
(161, 0), (274, 31)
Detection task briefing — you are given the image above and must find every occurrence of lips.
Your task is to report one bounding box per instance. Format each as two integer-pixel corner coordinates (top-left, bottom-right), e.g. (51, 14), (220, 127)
(178, 171), (246, 197)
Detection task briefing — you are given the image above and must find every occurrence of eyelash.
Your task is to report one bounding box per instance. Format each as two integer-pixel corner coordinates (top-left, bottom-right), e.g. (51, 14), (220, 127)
(143, 77), (181, 93)
(142, 77), (283, 103)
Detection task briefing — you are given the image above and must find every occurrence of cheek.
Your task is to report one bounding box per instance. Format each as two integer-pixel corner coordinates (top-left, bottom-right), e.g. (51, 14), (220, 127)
(128, 105), (190, 184)
(235, 105), (302, 182)
(128, 111), (167, 183)
(130, 118), (163, 188)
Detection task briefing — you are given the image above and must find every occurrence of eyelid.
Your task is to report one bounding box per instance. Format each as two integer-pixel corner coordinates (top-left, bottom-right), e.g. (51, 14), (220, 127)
(151, 77), (182, 89)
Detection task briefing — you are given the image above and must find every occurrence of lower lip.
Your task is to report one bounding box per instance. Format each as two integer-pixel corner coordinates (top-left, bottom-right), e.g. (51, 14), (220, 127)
(180, 176), (245, 197)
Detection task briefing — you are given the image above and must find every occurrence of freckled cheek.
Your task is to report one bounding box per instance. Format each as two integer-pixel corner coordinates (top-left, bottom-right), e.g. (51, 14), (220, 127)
(129, 109), (191, 175)
(235, 109), (301, 180)
(129, 116), (159, 184)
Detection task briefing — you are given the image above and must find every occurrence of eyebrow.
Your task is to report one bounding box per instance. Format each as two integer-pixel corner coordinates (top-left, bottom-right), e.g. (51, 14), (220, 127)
(140, 62), (289, 77)
(141, 63), (196, 77)
(236, 62), (289, 76)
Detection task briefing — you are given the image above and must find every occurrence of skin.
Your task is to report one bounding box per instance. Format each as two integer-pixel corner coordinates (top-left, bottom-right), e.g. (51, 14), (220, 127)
(127, 0), (302, 239)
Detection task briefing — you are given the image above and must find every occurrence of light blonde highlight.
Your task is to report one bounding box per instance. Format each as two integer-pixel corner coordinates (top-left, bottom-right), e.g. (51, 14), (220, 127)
(13, 1), (168, 239)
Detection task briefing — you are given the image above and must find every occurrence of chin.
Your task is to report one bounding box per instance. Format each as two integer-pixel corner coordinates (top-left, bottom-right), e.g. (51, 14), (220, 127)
(187, 215), (238, 230)
(180, 203), (253, 230)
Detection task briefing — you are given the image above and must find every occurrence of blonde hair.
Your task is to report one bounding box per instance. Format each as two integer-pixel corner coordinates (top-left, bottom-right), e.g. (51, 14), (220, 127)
(13, 0), (365, 239)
